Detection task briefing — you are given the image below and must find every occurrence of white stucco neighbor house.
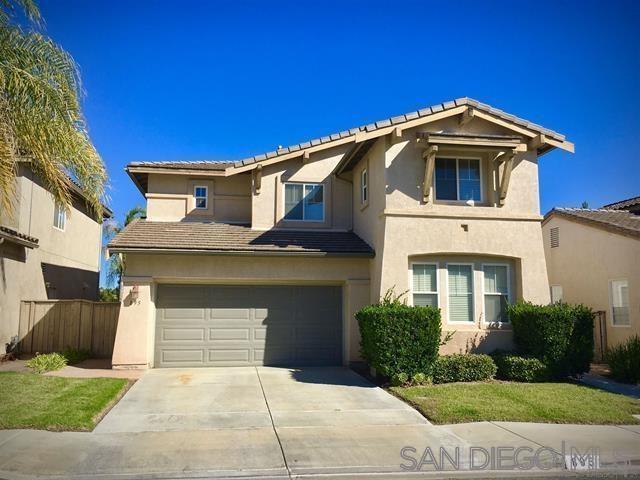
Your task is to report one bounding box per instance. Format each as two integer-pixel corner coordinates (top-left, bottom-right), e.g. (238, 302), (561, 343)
(107, 97), (574, 369)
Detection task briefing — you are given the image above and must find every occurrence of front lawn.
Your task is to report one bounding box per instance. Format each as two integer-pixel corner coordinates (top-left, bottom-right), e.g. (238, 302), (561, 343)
(391, 381), (640, 425)
(0, 372), (129, 431)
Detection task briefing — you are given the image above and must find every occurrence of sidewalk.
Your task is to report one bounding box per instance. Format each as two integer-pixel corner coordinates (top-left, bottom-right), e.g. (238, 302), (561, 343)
(580, 372), (640, 399)
(0, 421), (638, 478)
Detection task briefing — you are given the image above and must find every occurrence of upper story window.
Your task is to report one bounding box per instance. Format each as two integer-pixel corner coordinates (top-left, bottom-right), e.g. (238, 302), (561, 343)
(412, 263), (438, 307)
(360, 168), (368, 205)
(483, 264), (510, 323)
(284, 183), (324, 221)
(610, 279), (630, 326)
(194, 186), (208, 209)
(53, 202), (66, 231)
(434, 157), (481, 202)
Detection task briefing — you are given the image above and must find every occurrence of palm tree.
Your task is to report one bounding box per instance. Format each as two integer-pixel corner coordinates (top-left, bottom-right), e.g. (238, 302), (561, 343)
(0, 0), (106, 218)
(103, 206), (145, 290)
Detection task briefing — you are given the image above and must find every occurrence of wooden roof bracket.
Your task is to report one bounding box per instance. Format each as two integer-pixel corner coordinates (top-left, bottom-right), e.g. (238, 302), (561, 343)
(494, 149), (516, 206)
(421, 144), (438, 202)
(254, 164), (262, 194)
(459, 107), (474, 126)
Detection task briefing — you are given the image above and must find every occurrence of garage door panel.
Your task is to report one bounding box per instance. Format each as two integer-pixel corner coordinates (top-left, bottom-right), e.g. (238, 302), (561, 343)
(155, 284), (342, 367)
(208, 328), (250, 341)
(162, 327), (206, 342)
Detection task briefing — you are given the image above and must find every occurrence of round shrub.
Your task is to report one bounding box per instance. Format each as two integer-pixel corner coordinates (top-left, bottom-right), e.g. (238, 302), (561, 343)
(412, 372), (431, 385)
(492, 352), (549, 382)
(26, 352), (67, 374)
(432, 354), (497, 384)
(391, 372), (409, 386)
(508, 301), (594, 378)
(605, 335), (640, 384)
(356, 291), (442, 378)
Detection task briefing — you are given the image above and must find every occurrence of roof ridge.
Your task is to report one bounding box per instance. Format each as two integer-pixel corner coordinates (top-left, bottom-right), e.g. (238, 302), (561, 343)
(555, 207), (630, 213)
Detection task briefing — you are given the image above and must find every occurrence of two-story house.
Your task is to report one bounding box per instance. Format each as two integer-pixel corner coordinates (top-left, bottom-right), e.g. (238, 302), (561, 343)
(108, 97), (573, 369)
(0, 163), (112, 349)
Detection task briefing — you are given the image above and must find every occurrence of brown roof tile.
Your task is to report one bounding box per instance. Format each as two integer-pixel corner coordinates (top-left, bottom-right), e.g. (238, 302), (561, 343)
(108, 221), (374, 257)
(602, 196), (640, 211)
(546, 208), (640, 239)
(0, 225), (39, 248)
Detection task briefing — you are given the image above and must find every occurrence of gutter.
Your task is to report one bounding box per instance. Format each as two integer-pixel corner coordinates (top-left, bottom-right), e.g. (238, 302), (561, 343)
(107, 246), (375, 258)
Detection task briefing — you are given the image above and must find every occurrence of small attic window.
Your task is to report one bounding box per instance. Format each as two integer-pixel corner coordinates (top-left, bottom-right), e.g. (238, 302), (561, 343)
(550, 227), (559, 248)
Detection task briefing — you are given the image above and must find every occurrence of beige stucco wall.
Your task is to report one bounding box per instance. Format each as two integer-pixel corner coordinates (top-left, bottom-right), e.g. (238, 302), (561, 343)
(0, 166), (103, 347)
(251, 145), (352, 231)
(112, 253), (371, 368)
(543, 215), (640, 348)
(146, 173), (251, 223)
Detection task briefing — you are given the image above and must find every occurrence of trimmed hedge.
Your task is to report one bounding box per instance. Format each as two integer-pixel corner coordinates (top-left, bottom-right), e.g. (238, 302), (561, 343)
(508, 301), (594, 378)
(432, 354), (497, 384)
(605, 336), (640, 384)
(356, 293), (441, 378)
(492, 351), (549, 382)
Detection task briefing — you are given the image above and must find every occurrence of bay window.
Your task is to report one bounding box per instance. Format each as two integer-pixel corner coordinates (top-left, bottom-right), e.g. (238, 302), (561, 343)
(412, 264), (438, 307)
(483, 265), (510, 324)
(447, 264), (474, 322)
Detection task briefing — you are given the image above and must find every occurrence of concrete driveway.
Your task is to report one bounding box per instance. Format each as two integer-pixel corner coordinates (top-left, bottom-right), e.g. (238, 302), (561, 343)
(93, 366), (463, 476)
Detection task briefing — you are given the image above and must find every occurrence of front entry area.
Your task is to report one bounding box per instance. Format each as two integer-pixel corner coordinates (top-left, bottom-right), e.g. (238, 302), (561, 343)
(154, 284), (343, 367)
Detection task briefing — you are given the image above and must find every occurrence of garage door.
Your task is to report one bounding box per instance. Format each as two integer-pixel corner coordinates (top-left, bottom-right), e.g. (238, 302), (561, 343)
(154, 284), (343, 367)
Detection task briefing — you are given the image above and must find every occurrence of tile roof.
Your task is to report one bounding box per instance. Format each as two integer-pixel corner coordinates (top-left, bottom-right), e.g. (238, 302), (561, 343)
(0, 225), (39, 248)
(602, 196), (640, 211)
(108, 220), (374, 257)
(127, 97), (568, 172)
(127, 161), (232, 171)
(546, 208), (640, 239)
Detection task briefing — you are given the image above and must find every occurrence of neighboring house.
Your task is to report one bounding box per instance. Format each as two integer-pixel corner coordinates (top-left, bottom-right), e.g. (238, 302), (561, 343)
(0, 164), (112, 349)
(543, 197), (640, 350)
(108, 97), (573, 369)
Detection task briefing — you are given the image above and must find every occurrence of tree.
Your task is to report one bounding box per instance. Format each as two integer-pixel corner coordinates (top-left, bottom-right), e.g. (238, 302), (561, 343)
(581, 201), (589, 209)
(0, 0), (106, 217)
(103, 206), (145, 289)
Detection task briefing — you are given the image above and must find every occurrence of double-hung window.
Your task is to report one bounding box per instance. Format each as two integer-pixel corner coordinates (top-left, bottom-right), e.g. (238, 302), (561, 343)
(360, 168), (368, 205)
(194, 186), (208, 209)
(412, 264), (438, 307)
(284, 183), (324, 221)
(483, 265), (510, 324)
(447, 264), (474, 322)
(610, 280), (630, 326)
(434, 157), (481, 202)
(53, 202), (66, 231)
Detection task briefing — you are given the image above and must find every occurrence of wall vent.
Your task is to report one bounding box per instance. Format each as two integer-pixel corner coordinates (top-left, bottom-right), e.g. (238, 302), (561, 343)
(550, 226), (560, 248)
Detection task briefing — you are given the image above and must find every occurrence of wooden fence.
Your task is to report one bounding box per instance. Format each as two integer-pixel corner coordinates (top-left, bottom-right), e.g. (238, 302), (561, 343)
(18, 300), (120, 358)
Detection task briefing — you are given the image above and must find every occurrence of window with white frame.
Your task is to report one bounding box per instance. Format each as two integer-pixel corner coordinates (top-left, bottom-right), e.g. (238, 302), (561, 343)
(284, 183), (324, 221)
(412, 264), (438, 307)
(448, 264), (474, 322)
(550, 285), (563, 303)
(610, 280), (630, 326)
(53, 202), (66, 231)
(194, 186), (208, 209)
(360, 168), (368, 205)
(483, 265), (510, 323)
(434, 157), (481, 202)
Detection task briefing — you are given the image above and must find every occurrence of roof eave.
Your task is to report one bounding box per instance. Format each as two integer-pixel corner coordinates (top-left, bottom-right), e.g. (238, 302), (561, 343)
(107, 246), (375, 258)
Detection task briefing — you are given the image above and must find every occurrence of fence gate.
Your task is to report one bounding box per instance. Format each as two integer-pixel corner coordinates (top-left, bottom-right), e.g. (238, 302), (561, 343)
(593, 310), (607, 362)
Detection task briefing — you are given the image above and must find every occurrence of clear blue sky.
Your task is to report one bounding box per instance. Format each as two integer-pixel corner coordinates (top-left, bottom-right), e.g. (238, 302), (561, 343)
(38, 0), (639, 286)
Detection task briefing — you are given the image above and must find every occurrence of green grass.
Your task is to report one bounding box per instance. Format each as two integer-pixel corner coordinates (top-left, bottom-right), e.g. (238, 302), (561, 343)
(0, 372), (129, 431)
(391, 381), (640, 425)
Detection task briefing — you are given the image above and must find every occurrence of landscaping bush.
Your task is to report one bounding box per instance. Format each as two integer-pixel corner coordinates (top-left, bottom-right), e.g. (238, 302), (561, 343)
(605, 336), (640, 384)
(432, 354), (497, 384)
(508, 301), (594, 378)
(356, 291), (442, 378)
(492, 351), (549, 382)
(391, 372), (409, 386)
(26, 352), (67, 374)
(61, 347), (91, 365)
(412, 372), (431, 385)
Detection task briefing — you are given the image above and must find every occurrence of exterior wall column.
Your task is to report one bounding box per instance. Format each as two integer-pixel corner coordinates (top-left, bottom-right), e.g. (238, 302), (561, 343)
(112, 276), (154, 369)
(344, 278), (371, 364)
